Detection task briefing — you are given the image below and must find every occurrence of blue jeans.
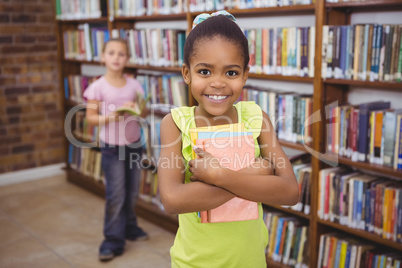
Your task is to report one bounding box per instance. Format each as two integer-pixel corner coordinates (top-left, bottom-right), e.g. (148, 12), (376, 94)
(99, 142), (143, 254)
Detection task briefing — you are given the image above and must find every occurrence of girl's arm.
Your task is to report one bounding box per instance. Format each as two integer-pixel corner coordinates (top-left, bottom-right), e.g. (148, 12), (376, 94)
(158, 114), (236, 215)
(86, 100), (119, 126)
(189, 111), (299, 206)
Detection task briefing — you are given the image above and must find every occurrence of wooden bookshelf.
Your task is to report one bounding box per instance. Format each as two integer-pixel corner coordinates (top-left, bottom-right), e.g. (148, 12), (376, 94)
(279, 140), (309, 152)
(56, 1), (402, 267)
(325, 0), (402, 10)
(248, 73), (314, 82)
(57, 17), (108, 24)
(317, 219), (402, 252)
(264, 203), (310, 220)
(190, 4), (315, 17)
(113, 13), (187, 21)
(323, 78), (402, 90)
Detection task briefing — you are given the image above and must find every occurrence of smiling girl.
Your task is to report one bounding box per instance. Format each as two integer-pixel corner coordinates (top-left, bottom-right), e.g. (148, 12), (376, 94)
(157, 11), (299, 267)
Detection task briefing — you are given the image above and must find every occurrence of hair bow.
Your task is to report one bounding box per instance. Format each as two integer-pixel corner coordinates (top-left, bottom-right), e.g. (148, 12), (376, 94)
(192, 10), (236, 29)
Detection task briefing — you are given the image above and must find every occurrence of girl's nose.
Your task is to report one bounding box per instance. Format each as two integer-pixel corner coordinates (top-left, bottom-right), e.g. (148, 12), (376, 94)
(209, 79), (226, 89)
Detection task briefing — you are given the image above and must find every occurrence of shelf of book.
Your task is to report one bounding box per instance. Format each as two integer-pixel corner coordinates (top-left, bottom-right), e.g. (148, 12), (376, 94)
(66, 167), (178, 233)
(334, 155), (402, 179)
(126, 64), (182, 73)
(190, 5), (315, 18)
(248, 73), (314, 83)
(325, 0), (402, 9)
(279, 140), (309, 152)
(266, 257), (292, 268)
(264, 203), (310, 220)
(113, 13), (187, 22)
(323, 78), (402, 90)
(56, 17), (108, 24)
(317, 218), (402, 252)
(62, 59), (183, 73)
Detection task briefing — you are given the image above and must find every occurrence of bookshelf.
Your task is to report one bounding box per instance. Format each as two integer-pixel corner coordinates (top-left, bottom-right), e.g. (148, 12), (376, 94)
(56, 0), (402, 267)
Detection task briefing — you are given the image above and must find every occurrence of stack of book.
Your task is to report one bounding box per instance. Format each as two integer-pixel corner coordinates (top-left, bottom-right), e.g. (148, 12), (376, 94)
(264, 210), (310, 267)
(317, 233), (402, 268)
(239, 87), (313, 145)
(113, 28), (186, 67)
(322, 24), (402, 82)
(318, 167), (402, 243)
(63, 24), (110, 62)
(244, 27), (315, 77)
(189, 123), (259, 223)
(326, 101), (402, 170)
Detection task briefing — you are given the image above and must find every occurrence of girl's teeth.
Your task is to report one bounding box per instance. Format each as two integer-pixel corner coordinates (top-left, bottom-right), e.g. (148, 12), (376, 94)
(207, 95), (227, 100)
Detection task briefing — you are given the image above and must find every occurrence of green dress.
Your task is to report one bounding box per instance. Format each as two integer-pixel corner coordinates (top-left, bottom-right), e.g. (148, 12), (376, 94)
(170, 101), (269, 268)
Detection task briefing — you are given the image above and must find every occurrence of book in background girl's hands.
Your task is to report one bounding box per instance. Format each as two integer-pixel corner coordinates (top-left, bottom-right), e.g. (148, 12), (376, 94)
(115, 94), (151, 116)
(190, 124), (259, 223)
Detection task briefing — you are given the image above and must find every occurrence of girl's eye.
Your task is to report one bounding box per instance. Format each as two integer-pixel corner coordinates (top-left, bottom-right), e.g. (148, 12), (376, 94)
(199, 69), (211, 75)
(227, 70), (238, 76)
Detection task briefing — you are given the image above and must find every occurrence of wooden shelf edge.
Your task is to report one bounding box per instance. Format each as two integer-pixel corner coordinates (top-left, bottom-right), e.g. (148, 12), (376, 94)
(325, 0), (402, 9)
(317, 219), (402, 252)
(266, 257), (293, 268)
(127, 64), (182, 72)
(57, 17), (108, 23)
(323, 78), (402, 90)
(263, 203), (311, 220)
(278, 140), (309, 152)
(113, 13), (187, 21)
(322, 155), (402, 179)
(190, 4), (315, 18)
(248, 73), (314, 82)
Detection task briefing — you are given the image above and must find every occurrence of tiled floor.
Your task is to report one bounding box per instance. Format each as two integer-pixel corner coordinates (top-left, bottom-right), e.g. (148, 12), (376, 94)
(0, 174), (175, 268)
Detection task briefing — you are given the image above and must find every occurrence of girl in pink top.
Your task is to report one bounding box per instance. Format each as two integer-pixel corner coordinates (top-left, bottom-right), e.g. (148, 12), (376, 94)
(84, 38), (149, 262)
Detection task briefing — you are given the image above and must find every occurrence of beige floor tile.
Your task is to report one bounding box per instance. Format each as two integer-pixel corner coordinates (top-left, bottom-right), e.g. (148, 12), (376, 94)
(0, 175), (175, 268)
(0, 216), (32, 247)
(0, 236), (61, 268)
(66, 242), (170, 268)
(0, 175), (66, 198)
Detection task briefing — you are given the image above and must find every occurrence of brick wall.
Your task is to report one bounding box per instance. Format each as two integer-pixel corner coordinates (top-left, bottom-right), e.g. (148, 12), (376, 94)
(0, 0), (64, 173)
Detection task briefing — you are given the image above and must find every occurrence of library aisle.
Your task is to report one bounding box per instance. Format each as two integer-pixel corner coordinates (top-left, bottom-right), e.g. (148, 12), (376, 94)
(0, 175), (174, 268)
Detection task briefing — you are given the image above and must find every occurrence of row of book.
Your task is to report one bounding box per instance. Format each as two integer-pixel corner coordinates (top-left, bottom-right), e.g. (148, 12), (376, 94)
(63, 24), (109, 62)
(322, 24), (402, 82)
(74, 111), (99, 143)
(264, 210), (309, 267)
(139, 168), (164, 210)
(189, 0), (314, 12)
(137, 73), (188, 108)
(64, 75), (98, 104)
(56, 0), (107, 20)
(317, 233), (402, 268)
(318, 167), (402, 243)
(68, 144), (104, 183)
(109, 0), (188, 17)
(244, 27), (315, 77)
(114, 28), (186, 67)
(327, 101), (402, 170)
(239, 87), (313, 145)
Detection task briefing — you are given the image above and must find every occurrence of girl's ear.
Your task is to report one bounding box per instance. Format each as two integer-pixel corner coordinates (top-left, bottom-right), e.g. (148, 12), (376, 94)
(242, 65), (250, 85)
(182, 64), (191, 84)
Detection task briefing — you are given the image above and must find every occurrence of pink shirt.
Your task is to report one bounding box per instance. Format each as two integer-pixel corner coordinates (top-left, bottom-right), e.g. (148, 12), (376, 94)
(84, 76), (145, 146)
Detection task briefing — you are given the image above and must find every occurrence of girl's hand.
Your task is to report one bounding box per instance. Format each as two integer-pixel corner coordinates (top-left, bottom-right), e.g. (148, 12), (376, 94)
(122, 101), (137, 109)
(188, 146), (222, 185)
(239, 158), (275, 176)
(108, 111), (124, 123)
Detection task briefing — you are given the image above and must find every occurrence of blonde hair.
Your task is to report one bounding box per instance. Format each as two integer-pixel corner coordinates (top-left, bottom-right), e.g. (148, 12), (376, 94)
(102, 38), (130, 56)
